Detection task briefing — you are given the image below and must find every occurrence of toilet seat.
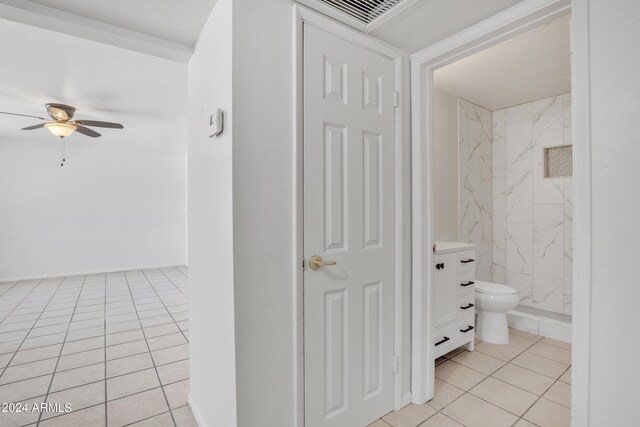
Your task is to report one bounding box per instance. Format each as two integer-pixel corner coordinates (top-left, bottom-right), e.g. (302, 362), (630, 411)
(475, 281), (517, 295)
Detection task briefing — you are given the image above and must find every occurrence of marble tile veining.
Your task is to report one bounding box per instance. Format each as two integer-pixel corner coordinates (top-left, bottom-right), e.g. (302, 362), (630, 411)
(493, 94), (573, 315)
(460, 99), (493, 281)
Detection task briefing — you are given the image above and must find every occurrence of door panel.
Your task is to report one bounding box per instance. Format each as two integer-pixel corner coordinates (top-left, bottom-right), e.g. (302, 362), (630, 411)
(324, 123), (348, 252)
(304, 23), (396, 427)
(363, 131), (382, 249)
(362, 281), (382, 399)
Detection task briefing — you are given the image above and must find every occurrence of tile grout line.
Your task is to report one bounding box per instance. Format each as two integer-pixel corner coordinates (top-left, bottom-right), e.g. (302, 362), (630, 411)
(172, 266), (189, 279)
(0, 279), (45, 341)
(455, 338), (570, 378)
(36, 274), (88, 426)
(0, 280), (40, 310)
(123, 271), (178, 427)
(0, 347), (189, 395)
(39, 393), (190, 425)
(430, 340), (570, 427)
(0, 327), (188, 366)
(0, 280), (23, 304)
(0, 269), (192, 425)
(0, 279), (60, 379)
(444, 340), (564, 381)
(445, 351), (563, 384)
(0, 306), (188, 355)
(512, 364), (572, 426)
(156, 268), (189, 299)
(140, 270), (189, 344)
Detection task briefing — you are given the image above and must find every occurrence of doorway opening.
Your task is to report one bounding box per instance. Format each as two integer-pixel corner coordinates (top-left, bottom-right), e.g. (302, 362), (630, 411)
(425, 12), (573, 425)
(409, 0), (593, 425)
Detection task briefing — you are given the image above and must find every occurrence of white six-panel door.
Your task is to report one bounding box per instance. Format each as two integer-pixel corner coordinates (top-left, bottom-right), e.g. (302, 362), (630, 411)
(303, 23), (396, 427)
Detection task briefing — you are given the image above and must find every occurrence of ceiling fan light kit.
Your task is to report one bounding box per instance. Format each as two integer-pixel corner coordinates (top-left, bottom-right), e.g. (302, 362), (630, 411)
(45, 122), (77, 138)
(0, 103), (124, 166)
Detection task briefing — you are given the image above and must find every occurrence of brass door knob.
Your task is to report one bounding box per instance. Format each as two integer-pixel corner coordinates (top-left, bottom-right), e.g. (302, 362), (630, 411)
(309, 255), (337, 271)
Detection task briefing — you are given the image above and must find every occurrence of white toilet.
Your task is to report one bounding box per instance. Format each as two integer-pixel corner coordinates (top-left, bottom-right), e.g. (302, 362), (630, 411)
(474, 281), (520, 344)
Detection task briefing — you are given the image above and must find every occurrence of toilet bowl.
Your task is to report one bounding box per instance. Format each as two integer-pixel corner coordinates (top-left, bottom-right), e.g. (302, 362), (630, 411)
(474, 281), (520, 345)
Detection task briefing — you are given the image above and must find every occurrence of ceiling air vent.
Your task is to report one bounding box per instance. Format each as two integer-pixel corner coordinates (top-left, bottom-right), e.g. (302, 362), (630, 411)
(297, 0), (417, 32)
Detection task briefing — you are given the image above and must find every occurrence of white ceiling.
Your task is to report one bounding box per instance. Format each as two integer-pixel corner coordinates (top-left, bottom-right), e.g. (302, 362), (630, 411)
(0, 0), (218, 61)
(433, 14), (571, 111)
(371, 0), (524, 53)
(0, 18), (186, 149)
(3, 0), (216, 47)
(0, 0), (529, 62)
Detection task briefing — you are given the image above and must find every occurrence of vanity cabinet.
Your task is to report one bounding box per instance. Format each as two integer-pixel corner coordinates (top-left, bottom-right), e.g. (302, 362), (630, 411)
(433, 242), (476, 359)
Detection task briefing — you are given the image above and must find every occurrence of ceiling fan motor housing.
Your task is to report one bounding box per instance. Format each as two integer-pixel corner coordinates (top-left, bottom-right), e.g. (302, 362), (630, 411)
(46, 103), (76, 121)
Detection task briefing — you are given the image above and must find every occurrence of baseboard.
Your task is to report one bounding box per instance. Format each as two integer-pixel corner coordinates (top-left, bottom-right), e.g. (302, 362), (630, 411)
(188, 394), (206, 427)
(401, 392), (412, 407)
(0, 263), (187, 282)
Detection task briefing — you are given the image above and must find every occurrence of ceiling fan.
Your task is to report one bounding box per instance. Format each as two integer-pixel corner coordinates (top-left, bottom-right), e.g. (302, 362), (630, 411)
(0, 103), (124, 139)
(0, 103), (124, 166)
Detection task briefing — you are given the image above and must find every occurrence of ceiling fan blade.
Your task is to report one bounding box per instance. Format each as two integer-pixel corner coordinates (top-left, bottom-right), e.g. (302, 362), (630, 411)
(22, 123), (46, 130)
(74, 125), (101, 138)
(1, 112), (46, 121)
(75, 120), (123, 129)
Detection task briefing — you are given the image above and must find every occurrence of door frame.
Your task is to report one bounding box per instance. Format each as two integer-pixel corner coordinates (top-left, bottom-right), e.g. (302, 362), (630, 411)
(293, 4), (409, 425)
(410, 0), (592, 425)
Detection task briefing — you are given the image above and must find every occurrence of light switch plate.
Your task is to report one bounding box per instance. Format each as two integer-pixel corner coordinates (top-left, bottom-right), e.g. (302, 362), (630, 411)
(209, 108), (224, 138)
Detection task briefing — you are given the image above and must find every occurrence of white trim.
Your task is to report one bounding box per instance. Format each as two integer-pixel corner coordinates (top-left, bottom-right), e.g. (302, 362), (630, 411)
(0, 263), (186, 282)
(409, 0), (578, 406)
(294, 0), (417, 33)
(188, 394), (207, 427)
(293, 4), (409, 425)
(568, 1), (592, 425)
(0, 0), (192, 62)
(401, 391), (412, 407)
(297, 5), (404, 59)
(393, 49), (411, 412)
(410, 50), (433, 405)
(411, 0), (571, 69)
(292, 7), (305, 427)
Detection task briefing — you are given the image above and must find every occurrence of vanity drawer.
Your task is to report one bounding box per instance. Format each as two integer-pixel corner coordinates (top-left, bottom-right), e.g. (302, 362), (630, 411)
(457, 316), (475, 338)
(434, 322), (458, 353)
(457, 272), (475, 295)
(458, 250), (476, 274)
(457, 292), (476, 319)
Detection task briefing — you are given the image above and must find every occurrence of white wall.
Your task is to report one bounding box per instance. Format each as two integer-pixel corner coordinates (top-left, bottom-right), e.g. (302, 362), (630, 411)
(492, 94), (573, 315)
(186, 0), (237, 426)
(231, 1), (297, 424)
(433, 88), (459, 242)
(0, 140), (186, 280)
(0, 19), (187, 281)
(586, 0), (640, 424)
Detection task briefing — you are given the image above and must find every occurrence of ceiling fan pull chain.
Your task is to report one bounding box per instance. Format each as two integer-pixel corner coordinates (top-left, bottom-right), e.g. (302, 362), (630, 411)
(60, 140), (66, 167)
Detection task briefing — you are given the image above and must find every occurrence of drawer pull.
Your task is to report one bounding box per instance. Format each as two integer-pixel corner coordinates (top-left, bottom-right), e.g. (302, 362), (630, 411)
(461, 259), (475, 264)
(461, 281), (474, 287)
(435, 263), (445, 270)
(435, 336), (450, 347)
(460, 326), (474, 333)
(460, 303), (475, 310)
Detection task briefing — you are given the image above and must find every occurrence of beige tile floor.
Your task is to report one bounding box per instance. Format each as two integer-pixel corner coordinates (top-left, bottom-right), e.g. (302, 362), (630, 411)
(373, 329), (572, 427)
(0, 268), (571, 427)
(0, 267), (197, 427)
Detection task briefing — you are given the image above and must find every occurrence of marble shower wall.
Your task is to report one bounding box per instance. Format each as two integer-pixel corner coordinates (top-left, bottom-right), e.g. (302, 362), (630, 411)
(492, 93), (573, 316)
(459, 99), (493, 281)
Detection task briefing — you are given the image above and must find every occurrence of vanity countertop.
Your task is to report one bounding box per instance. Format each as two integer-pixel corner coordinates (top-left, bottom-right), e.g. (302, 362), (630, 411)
(433, 241), (476, 255)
